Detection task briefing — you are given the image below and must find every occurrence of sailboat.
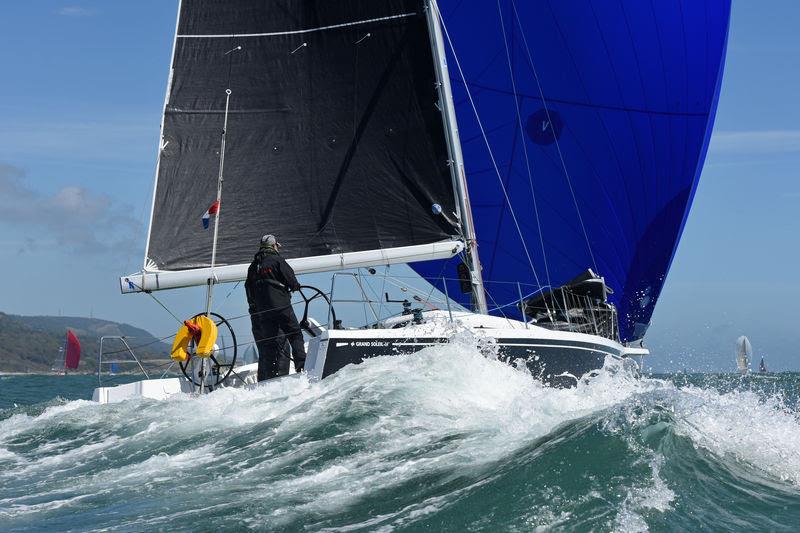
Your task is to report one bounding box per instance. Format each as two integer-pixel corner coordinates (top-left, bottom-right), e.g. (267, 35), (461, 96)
(52, 330), (81, 375)
(736, 337), (776, 379)
(92, 0), (731, 403)
(736, 335), (752, 375)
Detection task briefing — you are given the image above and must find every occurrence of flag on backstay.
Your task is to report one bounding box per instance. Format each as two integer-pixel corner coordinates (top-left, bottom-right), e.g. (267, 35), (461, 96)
(202, 200), (220, 229)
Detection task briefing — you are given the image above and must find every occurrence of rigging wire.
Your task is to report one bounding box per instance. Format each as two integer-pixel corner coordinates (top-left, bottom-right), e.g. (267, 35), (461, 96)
(224, 280), (242, 300)
(482, 284), (517, 329)
(362, 264), (451, 318)
(376, 265), (390, 322)
(495, 0), (552, 294)
(432, 2), (545, 300)
(424, 259), (451, 309)
(509, 0), (598, 273)
(125, 279), (184, 325)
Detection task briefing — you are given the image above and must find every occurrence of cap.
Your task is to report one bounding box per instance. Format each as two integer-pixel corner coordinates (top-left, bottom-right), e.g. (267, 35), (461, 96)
(260, 234), (278, 247)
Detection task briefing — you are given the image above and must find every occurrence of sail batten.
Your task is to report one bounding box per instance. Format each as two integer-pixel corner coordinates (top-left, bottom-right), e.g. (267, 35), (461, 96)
(140, 0), (460, 280)
(177, 12), (418, 39)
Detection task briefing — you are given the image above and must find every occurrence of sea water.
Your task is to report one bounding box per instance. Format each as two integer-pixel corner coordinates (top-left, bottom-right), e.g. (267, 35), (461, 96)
(1, 340), (799, 531)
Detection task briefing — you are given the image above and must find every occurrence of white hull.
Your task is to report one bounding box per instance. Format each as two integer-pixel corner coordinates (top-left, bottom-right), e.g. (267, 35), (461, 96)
(93, 311), (644, 404)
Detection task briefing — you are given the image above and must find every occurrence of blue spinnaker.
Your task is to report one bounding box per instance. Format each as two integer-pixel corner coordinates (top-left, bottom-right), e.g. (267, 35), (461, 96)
(412, 0), (731, 341)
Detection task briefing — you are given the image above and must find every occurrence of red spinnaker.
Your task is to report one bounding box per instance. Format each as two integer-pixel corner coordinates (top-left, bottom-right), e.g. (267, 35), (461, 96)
(65, 330), (81, 370)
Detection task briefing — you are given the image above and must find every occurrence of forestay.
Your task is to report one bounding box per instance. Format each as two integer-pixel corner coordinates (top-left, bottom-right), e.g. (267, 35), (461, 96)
(412, 0), (732, 342)
(131, 0), (461, 291)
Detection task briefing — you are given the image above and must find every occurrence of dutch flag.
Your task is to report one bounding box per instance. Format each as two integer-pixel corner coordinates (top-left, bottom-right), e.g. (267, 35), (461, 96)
(202, 200), (220, 229)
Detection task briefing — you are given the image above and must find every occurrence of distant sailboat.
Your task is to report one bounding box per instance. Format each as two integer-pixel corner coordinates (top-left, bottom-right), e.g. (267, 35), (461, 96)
(736, 335), (752, 375)
(51, 347), (65, 375)
(52, 330), (81, 374)
(758, 356), (767, 374)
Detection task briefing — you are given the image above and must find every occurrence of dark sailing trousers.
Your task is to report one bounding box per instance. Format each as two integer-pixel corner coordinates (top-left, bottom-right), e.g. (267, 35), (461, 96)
(252, 305), (306, 381)
(250, 313), (289, 380)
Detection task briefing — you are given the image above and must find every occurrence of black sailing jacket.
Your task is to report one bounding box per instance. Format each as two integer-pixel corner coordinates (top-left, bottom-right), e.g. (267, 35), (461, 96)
(245, 248), (300, 312)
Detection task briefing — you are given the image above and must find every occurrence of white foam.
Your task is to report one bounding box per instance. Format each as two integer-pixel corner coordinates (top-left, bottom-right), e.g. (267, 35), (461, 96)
(671, 384), (800, 485)
(613, 455), (676, 532)
(218, 340), (648, 522)
(5, 336), (798, 530)
(0, 494), (91, 518)
(0, 447), (20, 463)
(0, 400), (96, 442)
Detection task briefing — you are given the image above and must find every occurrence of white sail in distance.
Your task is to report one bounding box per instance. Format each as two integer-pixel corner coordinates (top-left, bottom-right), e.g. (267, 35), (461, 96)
(736, 335), (752, 374)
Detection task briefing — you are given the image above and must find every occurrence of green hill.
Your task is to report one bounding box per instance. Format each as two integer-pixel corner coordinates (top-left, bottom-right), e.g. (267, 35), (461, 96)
(0, 312), (171, 373)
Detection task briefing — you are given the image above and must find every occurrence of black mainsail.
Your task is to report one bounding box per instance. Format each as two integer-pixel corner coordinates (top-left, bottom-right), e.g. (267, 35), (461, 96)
(127, 0), (462, 292)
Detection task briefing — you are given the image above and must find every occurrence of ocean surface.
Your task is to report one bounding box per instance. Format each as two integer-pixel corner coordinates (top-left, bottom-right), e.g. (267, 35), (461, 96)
(1, 342), (799, 532)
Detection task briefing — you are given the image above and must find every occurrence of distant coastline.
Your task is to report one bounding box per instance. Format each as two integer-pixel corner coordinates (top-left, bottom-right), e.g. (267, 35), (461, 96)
(0, 312), (168, 373)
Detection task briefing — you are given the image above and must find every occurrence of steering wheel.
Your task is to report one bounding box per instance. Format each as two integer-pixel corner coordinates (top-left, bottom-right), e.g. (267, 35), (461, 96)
(296, 285), (337, 335)
(179, 312), (238, 390)
(178, 286), (333, 390)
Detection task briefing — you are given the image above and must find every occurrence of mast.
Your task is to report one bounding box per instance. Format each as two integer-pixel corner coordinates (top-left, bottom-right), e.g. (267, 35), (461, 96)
(425, 0), (488, 315)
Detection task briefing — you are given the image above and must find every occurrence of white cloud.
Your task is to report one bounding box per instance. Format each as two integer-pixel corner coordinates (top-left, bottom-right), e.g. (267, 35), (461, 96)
(57, 6), (96, 17)
(0, 164), (142, 255)
(708, 130), (800, 155)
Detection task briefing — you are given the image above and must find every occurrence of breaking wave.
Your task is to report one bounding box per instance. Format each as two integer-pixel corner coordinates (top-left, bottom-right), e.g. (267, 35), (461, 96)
(1, 339), (799, 531)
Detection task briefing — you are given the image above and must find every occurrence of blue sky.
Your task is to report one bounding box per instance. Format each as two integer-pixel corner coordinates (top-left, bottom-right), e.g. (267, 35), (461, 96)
(0, 1), (797, 372)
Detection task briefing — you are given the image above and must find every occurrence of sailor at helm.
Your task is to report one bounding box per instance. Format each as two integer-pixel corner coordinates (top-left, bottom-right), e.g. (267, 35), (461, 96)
(245, 234), (306, 380)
